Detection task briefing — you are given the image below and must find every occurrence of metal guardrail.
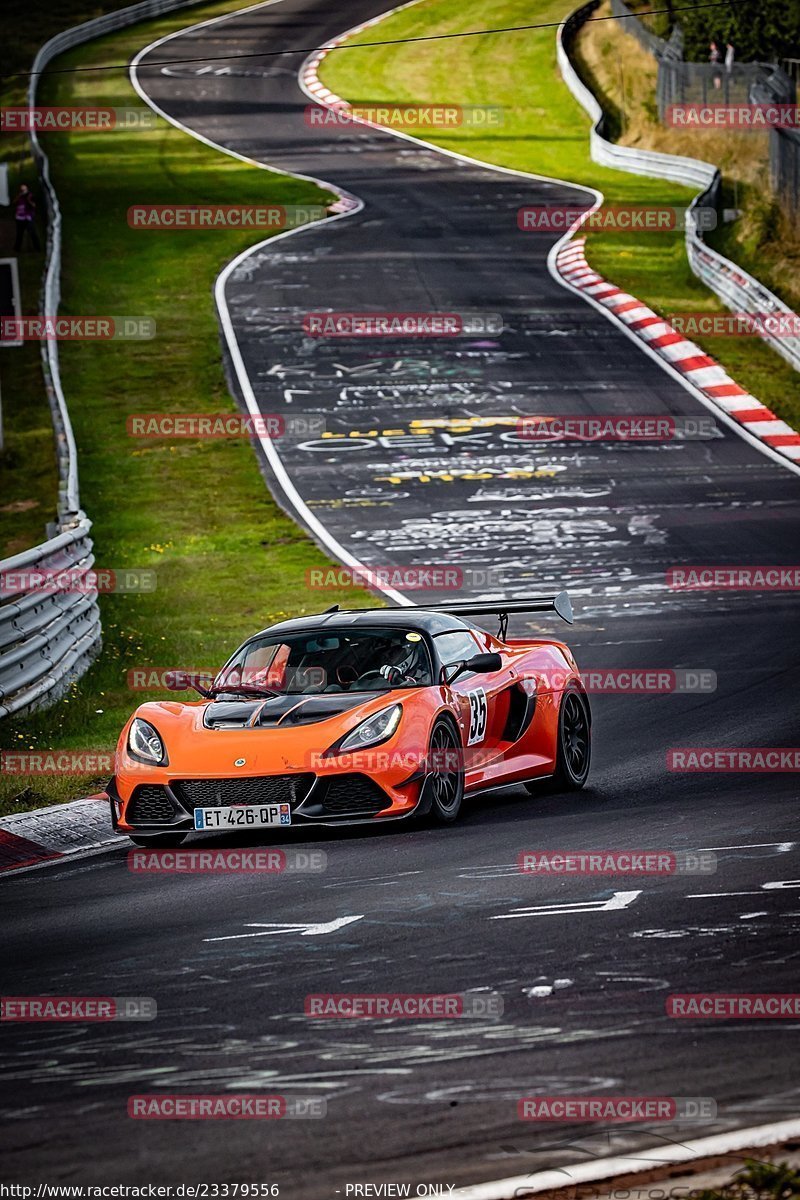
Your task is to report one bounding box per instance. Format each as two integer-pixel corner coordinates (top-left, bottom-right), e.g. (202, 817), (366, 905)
(0, 523), (100, 719)
(558, 3), (800, 377)
(0, 0), (205, 719)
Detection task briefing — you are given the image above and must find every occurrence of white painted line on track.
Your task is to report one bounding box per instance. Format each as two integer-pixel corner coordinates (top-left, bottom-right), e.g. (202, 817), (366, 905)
(491, 889), (641, 919)
(204, 914), (364, 941)
(687, 880), (800, 897)
(687, 891), (770, 898)
(697, 842), (795, 851)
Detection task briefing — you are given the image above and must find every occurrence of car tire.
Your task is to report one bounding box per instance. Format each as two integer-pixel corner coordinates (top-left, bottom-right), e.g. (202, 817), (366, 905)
(128, 833), (188, 848)
(524, 687), (591, 795)
(426, 717), (465, 823)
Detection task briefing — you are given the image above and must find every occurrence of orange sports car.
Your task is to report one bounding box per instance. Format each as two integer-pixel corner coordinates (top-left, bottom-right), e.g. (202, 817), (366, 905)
(108, 595), (590, 845)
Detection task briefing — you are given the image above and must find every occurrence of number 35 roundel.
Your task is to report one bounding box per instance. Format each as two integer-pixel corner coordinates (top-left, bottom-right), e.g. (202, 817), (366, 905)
(467, 688), (488, 746)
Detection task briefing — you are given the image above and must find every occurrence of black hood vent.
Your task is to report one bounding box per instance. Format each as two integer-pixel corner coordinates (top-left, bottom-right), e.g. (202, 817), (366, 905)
(203, 700), (262, 729)
(274, 694), (367, 726)
(203, 693), (368, 730)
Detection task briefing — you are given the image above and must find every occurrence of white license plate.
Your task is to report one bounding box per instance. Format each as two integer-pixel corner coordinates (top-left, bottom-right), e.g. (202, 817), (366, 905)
(193, 804), (291, 830)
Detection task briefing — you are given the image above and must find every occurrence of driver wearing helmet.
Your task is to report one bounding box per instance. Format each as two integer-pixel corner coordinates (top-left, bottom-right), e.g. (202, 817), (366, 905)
(377, 637), (428, 685)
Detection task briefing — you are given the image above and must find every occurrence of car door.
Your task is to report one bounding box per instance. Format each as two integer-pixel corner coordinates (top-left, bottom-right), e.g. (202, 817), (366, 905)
(434, 629), (509, 770)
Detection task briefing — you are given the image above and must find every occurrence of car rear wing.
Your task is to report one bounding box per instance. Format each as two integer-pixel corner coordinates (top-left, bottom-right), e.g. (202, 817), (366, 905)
(329, 592), (573, 637)
(418, 592), (573, 632)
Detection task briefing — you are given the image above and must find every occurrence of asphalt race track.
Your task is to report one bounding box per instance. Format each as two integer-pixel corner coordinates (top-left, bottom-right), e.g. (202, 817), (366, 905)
(1, 0), (799, 1193)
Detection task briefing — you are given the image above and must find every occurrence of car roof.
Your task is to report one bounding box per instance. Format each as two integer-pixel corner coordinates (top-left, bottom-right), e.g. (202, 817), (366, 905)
(260, 608), (473, 638)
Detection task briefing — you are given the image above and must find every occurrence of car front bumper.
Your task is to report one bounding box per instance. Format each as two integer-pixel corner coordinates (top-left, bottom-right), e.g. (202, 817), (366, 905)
(109, 765), (426, 834)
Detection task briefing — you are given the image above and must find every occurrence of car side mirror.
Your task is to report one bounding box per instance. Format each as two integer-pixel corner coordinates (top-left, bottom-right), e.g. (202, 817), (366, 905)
(442, 652), (502, 685)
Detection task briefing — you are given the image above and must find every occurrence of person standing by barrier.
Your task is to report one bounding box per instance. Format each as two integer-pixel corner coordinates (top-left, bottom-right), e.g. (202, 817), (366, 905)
(709, 40), (722, 90)
(13, 184), (41, 252)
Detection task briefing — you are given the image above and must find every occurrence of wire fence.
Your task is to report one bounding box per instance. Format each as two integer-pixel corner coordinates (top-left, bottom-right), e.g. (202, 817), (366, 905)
(608, 0), (795, 119)
(609, 0), (671, 59)
(608, 0), (798, 226)
(657, 60), (794, 117)
(771, 128), (800, 229)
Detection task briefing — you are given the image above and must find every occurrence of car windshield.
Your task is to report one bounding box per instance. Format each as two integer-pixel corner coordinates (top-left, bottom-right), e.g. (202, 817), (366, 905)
(215, 626), (433, 695)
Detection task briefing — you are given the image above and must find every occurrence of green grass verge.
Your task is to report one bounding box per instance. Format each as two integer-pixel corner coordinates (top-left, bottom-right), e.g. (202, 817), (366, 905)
(1, 113), (59, 559)
(1, 0), (149, 556)
(0, 312), (60, 558)
(0, 0), (376, 816)
(695, 1159), (800, 1200)
(319, 0), (800, 428)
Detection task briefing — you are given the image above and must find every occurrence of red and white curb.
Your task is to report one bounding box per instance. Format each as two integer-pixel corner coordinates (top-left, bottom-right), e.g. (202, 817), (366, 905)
(0, 793), (119, 873)
(300, 1), (420, 134)
(555, 238), (800, 463)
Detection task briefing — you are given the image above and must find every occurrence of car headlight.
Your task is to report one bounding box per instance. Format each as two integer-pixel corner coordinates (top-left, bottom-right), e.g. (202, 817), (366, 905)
(127, 717), (168, 765)
(334, 704), (402, 754)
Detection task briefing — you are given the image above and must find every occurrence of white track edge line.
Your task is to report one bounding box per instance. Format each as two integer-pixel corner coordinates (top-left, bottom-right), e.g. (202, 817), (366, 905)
(130, 0), (412, 605)
(451, 1117), (800, 1199)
